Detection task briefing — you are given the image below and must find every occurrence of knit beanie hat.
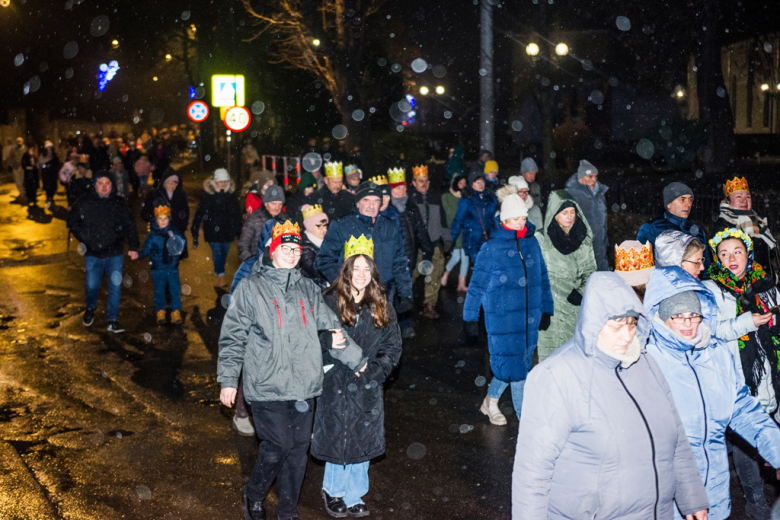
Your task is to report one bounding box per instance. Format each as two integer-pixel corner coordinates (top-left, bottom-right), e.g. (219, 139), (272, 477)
(658, 291), (701, 322)
(263, 185), (286, 204)
(577, 160), (598, 179)
(500, 193), (529, 221)
(520, 157), (538, 175)
(356, 181), (383, 202)
(484, 160), (499, 173)
(508, 175), (529, 191)
(214, 168), (230, 182)
(298, 171), (317, 190)
(663, 182), (693, 208)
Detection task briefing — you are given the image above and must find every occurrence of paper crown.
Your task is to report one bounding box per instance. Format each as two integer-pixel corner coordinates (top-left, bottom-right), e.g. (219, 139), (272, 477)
(272, 220), (301, 240)
(344, 164), (361, 178)
(412, 165), (428, 179)
(324, 162), (343, 178)
(301, 204), (324, 221)
(154, 205), (171, 218)
(615, 241), (655, 273)
(368, 175), (388, 186)
(344, 234), (374, 260)
(387, 167), (406, 185)
(723, 176), (749, 197)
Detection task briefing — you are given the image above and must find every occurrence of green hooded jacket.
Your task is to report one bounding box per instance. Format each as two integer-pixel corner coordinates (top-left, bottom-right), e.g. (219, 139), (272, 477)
(536, 190), (597, 362)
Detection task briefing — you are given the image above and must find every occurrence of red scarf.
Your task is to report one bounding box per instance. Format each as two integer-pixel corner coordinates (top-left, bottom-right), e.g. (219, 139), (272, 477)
(502, 223), (527, 238)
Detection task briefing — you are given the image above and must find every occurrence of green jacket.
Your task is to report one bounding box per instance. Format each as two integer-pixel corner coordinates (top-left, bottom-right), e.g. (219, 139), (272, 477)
(217, 262), (365, 402)
(536, 190), (597, 362)
(441, 189), (463, 248)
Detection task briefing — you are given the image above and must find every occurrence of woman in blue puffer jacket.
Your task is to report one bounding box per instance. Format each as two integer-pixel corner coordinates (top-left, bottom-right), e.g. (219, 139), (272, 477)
(450, 171), (497, 263)
(644, 266), (780, 520)
(464, 193), (554, 425)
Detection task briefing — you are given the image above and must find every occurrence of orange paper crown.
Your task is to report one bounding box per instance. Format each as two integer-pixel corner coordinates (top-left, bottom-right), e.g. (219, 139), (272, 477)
(412, 165), (428, 179)
(723, 176), (749, 197)
(154, 205), (171, 218)
(615, 241), (654, 273)
(272, 220), (301, 240)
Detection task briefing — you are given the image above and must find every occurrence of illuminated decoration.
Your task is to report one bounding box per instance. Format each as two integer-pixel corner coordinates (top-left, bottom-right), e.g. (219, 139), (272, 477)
(187, 101), (209, 123)
(98, 60), (119, 92)
(223, 106), (251, 132)
(723, 176), (750, 197)
(344, 234), (374, 260)
(405, 94), (417, 124)
(312, 39), (321, 46)
(760, 83), (769, 91)
(189, 86), (196, 99)
(324, 162), (343, 178)
(212, 74), (245, 107)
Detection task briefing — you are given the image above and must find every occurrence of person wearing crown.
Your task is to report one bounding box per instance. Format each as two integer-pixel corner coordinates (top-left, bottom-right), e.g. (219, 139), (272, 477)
(218, 220), (366, 520)
(316, 162), (356, 221)
(344, 164), (362, 196)
(312, 235), (402, 518)
(614, 240), (656, 302)
(299, 204), (330, 290)
(715, 176), (778, 281)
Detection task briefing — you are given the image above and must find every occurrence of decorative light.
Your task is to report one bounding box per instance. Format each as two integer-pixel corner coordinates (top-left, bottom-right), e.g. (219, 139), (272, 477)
(165, 54), (172, 61)
(420, 86), (429, 95)
(98, 60), (120, 91)
(555, 43), (569, 56)
(760, 83), (769, 91)
(312, 39), (321, 46)
(111, 39), (119, 48)
(153, 76), (158, 82)
(435, 86), (445, 95)
(526, 43), (540, 56)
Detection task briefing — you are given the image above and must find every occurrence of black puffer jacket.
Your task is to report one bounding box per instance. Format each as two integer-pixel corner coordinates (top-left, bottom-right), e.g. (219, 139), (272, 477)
(312, 186), (356, 222)
(299, 232), (329, 290)
(311, 292), (402, 465)
(142, 168), (190, 233)
(191, 177), (243, 243)
(394, 198), (434, 263)
(67, 171), (140, 258)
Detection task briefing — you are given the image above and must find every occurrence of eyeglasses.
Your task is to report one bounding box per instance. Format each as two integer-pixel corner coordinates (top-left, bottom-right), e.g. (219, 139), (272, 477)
(682, 258), (705, 266)
(279, 245), (302, 256)
(669, 314), (703, 324)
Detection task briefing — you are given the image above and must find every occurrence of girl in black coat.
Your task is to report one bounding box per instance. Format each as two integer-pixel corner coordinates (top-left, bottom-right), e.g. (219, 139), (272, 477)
(142, 168), (190, 259)
(313, 245), (402, 518)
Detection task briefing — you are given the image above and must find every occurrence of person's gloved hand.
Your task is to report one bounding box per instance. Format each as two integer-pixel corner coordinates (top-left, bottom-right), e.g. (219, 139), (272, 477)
(567, 289), (582, 306)
(538, 313), (551, 331)
(396, 297), (414, 314)
(464, 321), (479, 338)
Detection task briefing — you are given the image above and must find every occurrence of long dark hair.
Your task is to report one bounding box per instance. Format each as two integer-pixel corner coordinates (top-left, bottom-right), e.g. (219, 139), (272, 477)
(326, 254), (389, 328)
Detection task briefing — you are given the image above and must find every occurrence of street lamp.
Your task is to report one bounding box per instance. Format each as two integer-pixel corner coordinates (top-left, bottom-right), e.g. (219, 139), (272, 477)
(761, 83), (770, 91)
(435, 86), (445, 95)
(0, 0), (10, 8)
(420, 86), (429, 95)
(554, 43), (569, 56)
(525, 43), (540, 56)
(165, 54), (172, 61)
(153, 76), (158, 82)
(312, 38), (321, 47)
(111, 40), (119, 48)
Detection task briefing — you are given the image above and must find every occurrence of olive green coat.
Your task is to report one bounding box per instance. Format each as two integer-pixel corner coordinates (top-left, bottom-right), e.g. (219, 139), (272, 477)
(536, 190), (597, 362)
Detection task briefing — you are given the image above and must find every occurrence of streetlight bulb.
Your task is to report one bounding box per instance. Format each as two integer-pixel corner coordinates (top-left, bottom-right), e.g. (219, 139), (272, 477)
(435, 86), (445, 95)
(111, 39), (119, 48)
(0, 0), (10, 8)
(555, 43), (569, 56)
(165, 54), (172, 61)
(760, 83), (769, 91)
(420, 86), (429, 95)
(526, 43), (540, 56)
(776, 84), (780, 91)
(676, 90), (684, 98)
(312, 39), (321, 47)
(153, 76), (158, 82)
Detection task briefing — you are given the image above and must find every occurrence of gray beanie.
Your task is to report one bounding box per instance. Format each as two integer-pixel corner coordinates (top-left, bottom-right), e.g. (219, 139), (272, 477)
(658, 291), (701, 322)
(663, 182), (693, 208)
(263, 185), (286, 204)
(577, 160), (598, 179)
(521, 157), (538, 175)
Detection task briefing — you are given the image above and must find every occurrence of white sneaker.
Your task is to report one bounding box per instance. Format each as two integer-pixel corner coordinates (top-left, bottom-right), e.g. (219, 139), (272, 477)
(480, 395), (507, 426)
(232, 414), (255, 436)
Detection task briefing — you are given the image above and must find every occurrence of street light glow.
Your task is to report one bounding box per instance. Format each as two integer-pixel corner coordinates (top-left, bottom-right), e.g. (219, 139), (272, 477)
(555, 43), (569, 56)
(165, 54), (172, 61)
(420, 86), (429, 95)
(111, 40), (119, 48)
(153, 76), (158, 82)
(760, 83), (769, 91)
(435, 86), (445, 95)
(312, 39), (321, 46)
(0, 0), (10, 8)
(777, 84), (780, 91)
(676, 90), (684, 98)
(526, 43), (540, 56)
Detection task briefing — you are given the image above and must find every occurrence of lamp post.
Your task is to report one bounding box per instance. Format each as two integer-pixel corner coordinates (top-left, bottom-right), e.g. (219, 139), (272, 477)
(479, 0), (494, 154)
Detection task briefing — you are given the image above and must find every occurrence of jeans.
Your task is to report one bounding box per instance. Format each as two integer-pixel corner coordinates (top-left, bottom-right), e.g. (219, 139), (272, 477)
(323, 461), (370, 508)
(151, 268), (182, 312)
(246, 399), (315, 520)
(209, 242), (231, 276)
(446, 248), (470, 277)
(85, 254), (124, 321)
(487, 377), (526, 419)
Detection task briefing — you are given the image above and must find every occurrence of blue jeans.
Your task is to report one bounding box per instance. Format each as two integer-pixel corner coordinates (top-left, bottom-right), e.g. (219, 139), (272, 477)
(152, 269), (182, 312)
(445, 248), (470, 277)
(323, 461), (370, 508)
(85, 254), (124, 321)
(209, 242), (231, 276)
(487, 377), (527, 419)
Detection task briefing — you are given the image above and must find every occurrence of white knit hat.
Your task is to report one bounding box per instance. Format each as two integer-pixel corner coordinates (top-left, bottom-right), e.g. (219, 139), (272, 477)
(214, 168), (230, 182)
(500, 193), (528, 221)
(508, 175), (529, 191)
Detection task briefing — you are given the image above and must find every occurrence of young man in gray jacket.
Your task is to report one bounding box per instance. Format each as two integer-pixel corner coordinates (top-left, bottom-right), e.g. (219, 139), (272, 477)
(218, 220), (365, 520)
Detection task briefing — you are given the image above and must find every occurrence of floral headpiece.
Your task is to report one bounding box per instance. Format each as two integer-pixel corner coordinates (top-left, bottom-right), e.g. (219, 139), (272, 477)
(709, 227), (754, 271)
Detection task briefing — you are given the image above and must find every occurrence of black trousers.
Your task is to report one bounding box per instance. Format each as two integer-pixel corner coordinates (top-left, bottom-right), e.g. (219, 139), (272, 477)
(246, 399), (314, 520)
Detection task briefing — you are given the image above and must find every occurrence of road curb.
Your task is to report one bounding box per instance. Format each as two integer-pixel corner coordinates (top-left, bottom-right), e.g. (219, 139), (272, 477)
(0, 440), (58, 519)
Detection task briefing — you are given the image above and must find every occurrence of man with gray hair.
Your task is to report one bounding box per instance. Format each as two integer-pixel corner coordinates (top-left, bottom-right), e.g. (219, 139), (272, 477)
(520, 157), (542, 209)
(239, 184), (289, 261)
(565, 159), (609, 270)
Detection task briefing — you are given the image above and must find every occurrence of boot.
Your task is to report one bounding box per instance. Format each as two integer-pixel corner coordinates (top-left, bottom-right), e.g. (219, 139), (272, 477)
(441, 270), (450, 287)
(457, 276), (468, 293)
(170, 310), (183, 325)
(480, 395), (507, 426)
(422, 302), (440, 319)
(218, 274), (226, 288)
(213, 274), (223, 288)
(233, 414), (256, 436)
(156, 310), (167, 324)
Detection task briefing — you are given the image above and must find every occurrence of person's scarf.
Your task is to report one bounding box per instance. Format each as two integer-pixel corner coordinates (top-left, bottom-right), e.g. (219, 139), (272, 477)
(708, 260), (780, 398)
(546, 201), (587, 255)
(719, 202), (777, 250)
(392, 196), (407, 213)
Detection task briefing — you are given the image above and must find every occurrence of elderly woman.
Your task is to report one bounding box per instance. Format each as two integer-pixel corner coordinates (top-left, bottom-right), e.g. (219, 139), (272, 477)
(513, 272), (709, 519)
(702, 228), (780, 518)
(646, 266), (780, 520)
(507, 174), (543, 230)
(655, 230), (706, 279)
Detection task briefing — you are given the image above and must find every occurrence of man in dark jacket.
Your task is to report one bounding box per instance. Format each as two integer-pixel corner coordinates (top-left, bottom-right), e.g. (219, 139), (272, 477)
(313, 162), (356, 221)
(565, 160), (609, 271)
(122, 140), (143, 195)
(239, 185), (289, 261)
(317, 182), (414, 312)
(67, 171), (139, 333)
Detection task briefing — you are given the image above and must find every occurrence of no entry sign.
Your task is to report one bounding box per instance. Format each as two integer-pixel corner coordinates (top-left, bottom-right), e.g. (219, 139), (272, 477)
(223, 106), (251, 132)
(187, 101), (209, 123)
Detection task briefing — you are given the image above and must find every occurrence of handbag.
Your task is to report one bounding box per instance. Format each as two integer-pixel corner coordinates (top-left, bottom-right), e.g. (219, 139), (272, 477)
(470, 199), (489, 241)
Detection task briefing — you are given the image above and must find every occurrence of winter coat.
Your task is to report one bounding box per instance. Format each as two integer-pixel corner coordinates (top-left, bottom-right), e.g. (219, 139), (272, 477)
(311, 293), (402, 465)
(444, 146), (467, 182)
(300, 232), (329, 290)
(238, 206), (289, 261)
(526, 203), (543, 231)
(645, 267), (780, 520)
(40, 151), (61, 194)
(66, 172), (92, 207)
(441, 189), (463, 248)
(217, 264), (366, 402)
(513, 272), (709, 519)
(536, 191), (597, 362)
(138, 221), (186, 271)
(637, 211), (711, 271)
(565, 174), (609, 271)
(191, 177), (243, 244)
(312, 186), (356, 222)
(89, 145), (110, 174)
(410, 187), (451, 249)
(142, 168), (190, 233)
(393, 197), (434, 263)
(464, 218), (554, 382)
(21, 153), (38, 186)
(317, 213), (413, 300)
(449, 190), (497, 260)
(67, 171), (140, 258)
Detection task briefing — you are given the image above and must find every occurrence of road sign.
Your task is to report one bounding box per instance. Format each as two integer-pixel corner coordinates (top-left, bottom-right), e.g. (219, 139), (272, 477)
(187, 100), (209, 122)
(211, 74), (245, 107)
(223, 106), (251, 132)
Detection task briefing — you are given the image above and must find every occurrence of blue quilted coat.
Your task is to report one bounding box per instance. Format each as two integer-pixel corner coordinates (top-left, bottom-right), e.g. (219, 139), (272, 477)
(450, 190), (497, 261)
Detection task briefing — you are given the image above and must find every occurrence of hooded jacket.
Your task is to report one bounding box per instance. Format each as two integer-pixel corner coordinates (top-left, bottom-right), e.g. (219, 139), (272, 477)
(217, 263), (366, 402)
(644, 267), (780, 520)
(138, 221), (186, 270)
(191, 176), (243, 243)
(444, 146), (467, 182)
(655, 229), (698, 268)
(637, 211), (711, 271)
(142, 168), (190, 233)
(536, 190), (597, 362)
(449, 189), (497, 260)
(464, 217), (554, 382)
(512, 272), (709, 519)
(564, 174), (609, 271)
(67, 170), (140, 258)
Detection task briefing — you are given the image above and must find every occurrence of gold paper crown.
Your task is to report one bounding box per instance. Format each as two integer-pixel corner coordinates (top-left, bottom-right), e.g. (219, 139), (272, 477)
(154, 205), (171, 218)
(272, 220), (301, 240)
(412, 165), (428, 179)
(615, 241), (654, 273)
(301, 204), (324, 221)
(387, 167), (406, 185)
(368, 175), (388, 186)
(325, 162), (343, 178)
(723, 176), (749, 197)
(344, 234), (374, 260)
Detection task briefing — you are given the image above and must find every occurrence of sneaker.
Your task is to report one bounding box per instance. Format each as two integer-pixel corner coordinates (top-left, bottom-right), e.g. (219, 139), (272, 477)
(83, 309), (95, 327)
(106, 321), (125, 333)
(233, 414), (255, 436)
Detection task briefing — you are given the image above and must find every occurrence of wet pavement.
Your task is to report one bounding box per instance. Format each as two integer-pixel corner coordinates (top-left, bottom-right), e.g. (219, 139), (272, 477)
(0, 166), (776, 519)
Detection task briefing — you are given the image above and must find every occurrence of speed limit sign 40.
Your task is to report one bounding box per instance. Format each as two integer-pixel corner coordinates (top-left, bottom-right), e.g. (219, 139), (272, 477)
(223, 106), (251, 132)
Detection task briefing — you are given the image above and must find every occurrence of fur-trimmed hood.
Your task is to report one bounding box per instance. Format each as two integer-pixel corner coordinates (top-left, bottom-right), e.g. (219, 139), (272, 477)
(204, 176), (236, 194)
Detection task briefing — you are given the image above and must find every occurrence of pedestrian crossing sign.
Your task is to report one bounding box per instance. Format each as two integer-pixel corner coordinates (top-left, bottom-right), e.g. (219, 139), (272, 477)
(211, 75), (245, 107)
